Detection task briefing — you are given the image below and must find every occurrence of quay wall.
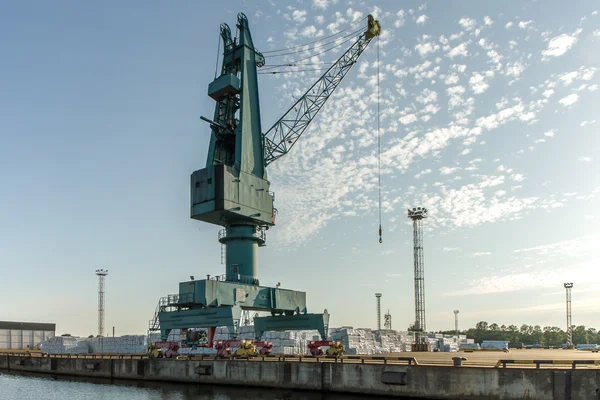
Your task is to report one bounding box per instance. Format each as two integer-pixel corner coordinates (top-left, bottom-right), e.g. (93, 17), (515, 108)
(1, 355), (599, 399)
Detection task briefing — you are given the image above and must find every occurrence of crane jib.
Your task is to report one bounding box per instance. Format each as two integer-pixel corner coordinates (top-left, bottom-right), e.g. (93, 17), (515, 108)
(262, 15), (381, 166)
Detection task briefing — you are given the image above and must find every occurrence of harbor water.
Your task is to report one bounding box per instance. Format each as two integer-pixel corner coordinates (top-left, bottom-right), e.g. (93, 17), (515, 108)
(0, 371), (396, 400)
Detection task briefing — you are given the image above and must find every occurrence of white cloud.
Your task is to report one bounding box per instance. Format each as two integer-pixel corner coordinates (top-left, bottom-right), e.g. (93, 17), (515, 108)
(444, 74), (459, 85)
(505, 62), (525, 77)
(544, 130), (556, 137)
(346, 8), (363, 22)
(580, 120), (596, 127)
(416, 14), (428, 24)
(440, 166), (460, 175)
(469, 72), (490, 94)
(578, 156), (592, 162)
(415, 169), (432, 179)
(416, 88), (438, 104)
(483, 16), (493, 25)
(542, 89), (554, 98)
(505, 22), (513, 29)
(473, 252), (491, 256)
(395, 10), (405, 28)
(301, 25), (318, 37)
(443, 247), (459, 251)
(399, 114), (418, 124)
(312, 0), (329, 9)
(518, 20), (533, 29)
(560, 71), (578, 85)
(511, 174), (525, 182)
(458, 17), (477, 31)
(542, 30), (582, 59)
(448, 42), (469, 58)
(415, 41), (440, 57)
(291, 9), (308, 23)
(558, 93), (579, 106)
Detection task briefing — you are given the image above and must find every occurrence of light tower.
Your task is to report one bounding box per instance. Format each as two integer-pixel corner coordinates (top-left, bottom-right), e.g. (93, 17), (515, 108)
(95, 269), (108, 337)
(454, 310), (459, 338)
(375, 293), (382, 330)
(564, 283), (573, 348)
(408, 207), (427, 345)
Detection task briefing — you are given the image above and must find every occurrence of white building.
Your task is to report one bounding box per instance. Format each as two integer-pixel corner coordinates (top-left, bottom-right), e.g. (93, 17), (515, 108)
(0, 321), (55, 350)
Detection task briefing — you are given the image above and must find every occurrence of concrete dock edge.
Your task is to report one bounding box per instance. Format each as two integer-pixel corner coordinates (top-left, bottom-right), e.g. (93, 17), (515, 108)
(1, 355), (599, 399)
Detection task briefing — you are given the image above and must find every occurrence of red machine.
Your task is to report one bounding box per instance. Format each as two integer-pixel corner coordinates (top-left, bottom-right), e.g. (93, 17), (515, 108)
(213, 340), (273, 357)
(151, 341), (180, 358)
(308, 341), (345, 357)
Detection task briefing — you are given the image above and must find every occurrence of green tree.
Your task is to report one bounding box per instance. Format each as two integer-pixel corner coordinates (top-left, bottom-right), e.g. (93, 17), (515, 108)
(573, 325), (588, 345)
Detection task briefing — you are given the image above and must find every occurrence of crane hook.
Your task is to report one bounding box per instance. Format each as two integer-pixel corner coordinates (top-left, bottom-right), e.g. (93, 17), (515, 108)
(378, 225), (382, 243)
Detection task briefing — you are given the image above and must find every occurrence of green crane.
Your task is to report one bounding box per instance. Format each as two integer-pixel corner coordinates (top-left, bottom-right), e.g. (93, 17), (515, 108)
(153, 13), (380, 344)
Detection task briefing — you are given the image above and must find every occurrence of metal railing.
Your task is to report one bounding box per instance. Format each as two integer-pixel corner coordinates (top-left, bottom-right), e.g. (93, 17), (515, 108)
(496, 359), (600, 369)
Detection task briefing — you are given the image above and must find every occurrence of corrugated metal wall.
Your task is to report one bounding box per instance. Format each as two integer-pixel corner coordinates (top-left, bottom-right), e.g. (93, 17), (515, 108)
(0, 329), (55, 350)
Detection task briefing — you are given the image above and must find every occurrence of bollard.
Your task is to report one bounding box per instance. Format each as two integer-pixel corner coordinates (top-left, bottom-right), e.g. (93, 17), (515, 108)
(452, 357), (467, 367)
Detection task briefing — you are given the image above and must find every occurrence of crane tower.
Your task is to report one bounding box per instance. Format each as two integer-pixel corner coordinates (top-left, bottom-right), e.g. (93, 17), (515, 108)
(151, 13), (380, 345)
(564, 283), (573, 348)
(408, 207), (427, 345)
(95, 269), (108, 337)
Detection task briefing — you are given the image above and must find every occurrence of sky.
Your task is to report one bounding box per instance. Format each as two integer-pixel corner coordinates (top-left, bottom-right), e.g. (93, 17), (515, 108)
(0, 0), (598, 337)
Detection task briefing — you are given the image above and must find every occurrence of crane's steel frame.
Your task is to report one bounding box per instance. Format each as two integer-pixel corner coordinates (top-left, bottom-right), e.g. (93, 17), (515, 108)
(151, 13), (380, 345)
(408, 207), (427, 343)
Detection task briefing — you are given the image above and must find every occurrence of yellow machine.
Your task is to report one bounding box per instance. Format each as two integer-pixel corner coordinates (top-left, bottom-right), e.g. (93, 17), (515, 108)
(325, 341), (345, 357)
(147, 343), (163, 358)
(234, 340), (258, 357)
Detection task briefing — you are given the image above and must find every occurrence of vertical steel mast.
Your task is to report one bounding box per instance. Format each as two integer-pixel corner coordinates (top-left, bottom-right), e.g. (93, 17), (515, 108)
(375, 293), (382, 330)
(95, 269), (108, 337)
(564, 282), (573, 348)
(408, 207), (427, 343)
(454, 310), (459, 338)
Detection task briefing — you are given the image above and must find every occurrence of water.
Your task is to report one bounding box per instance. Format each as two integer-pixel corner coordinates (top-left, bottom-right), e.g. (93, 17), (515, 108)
(0, 371), (384, 400)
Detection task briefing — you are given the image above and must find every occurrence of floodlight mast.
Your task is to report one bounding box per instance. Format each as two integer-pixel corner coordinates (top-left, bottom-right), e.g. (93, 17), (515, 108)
(454, 310), (459, 338)
(408, 207), (427, 344)
(564, 282), (573, 348)
(375, 293), (382, 330)
(95, 269), (108, 337)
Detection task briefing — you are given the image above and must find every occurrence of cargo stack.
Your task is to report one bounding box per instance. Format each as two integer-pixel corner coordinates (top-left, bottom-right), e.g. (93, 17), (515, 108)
(40, 336), (90, 354)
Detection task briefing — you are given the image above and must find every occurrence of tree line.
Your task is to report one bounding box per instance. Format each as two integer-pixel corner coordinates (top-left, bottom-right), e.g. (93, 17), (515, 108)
(440, 321), (600, 347)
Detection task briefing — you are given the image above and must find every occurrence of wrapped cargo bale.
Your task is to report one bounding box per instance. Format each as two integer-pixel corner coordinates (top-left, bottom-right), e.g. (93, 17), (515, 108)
(481, 340), (509, 351)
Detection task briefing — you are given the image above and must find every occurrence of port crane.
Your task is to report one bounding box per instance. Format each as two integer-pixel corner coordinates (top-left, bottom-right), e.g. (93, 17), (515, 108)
(151, 12), (380, 354)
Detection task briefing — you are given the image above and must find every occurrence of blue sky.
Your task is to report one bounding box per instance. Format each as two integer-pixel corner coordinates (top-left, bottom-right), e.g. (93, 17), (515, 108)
(0, 0), (598, 336)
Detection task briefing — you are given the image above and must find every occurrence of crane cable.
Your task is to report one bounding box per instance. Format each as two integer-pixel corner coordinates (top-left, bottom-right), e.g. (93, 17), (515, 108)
(262, 16), (367, 54)
(377, 35), (382, 244)
(258, 34), (361, 75)
(264, 27), (365, 58)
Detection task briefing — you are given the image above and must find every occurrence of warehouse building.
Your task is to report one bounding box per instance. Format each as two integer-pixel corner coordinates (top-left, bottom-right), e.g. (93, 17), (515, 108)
(0, 321), (56, 350)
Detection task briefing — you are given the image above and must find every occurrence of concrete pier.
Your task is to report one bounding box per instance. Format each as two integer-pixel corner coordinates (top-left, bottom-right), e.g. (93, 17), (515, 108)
(1, 354), (599, 399)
